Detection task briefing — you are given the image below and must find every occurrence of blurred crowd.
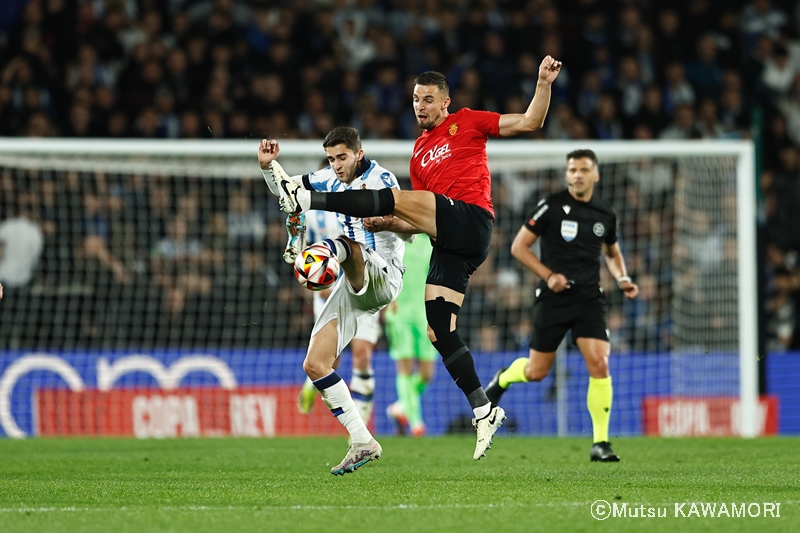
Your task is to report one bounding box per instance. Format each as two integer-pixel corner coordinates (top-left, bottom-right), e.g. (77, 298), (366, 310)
(0, 169), (312, 348)
(0, 159), (742, 355)
(0, 0), (799, 351)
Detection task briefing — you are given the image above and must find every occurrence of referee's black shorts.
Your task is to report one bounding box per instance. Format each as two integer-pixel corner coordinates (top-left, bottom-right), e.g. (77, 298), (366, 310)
(426, 194), (493, 294)
(529, 284), (609, 352)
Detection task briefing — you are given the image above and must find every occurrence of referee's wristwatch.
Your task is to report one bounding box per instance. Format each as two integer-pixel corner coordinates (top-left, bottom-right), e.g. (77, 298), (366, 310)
(616, 276), (632, 288)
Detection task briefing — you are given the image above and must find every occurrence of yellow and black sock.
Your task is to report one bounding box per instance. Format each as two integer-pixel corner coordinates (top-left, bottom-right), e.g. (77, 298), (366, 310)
(498, 357), (529, 389)
(587, 376), (612, 443)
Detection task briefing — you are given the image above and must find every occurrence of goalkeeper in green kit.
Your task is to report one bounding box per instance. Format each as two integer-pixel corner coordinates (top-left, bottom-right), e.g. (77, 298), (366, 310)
(383, 233), (436, 437)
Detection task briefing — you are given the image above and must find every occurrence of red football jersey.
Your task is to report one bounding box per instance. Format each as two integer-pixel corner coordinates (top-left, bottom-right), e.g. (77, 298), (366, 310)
(409, 108), (500, 216)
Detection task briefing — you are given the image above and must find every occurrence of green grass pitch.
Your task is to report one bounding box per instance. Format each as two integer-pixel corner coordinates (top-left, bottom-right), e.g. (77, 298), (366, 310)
(0, 436), (797, 533)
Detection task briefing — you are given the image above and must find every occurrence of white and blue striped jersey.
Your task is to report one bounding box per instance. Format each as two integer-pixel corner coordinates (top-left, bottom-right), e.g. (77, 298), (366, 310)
(298, 158), (406, 268)
(305, 210), (344, 244)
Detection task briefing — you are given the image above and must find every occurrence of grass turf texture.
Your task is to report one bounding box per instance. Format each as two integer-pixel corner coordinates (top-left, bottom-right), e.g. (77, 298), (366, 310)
(0, 437), (797, 533)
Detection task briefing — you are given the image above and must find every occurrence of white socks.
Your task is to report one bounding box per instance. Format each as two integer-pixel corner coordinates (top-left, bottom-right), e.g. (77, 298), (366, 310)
(296, 188), (311, 211)
(322, 237), (352, 263)
(350, 370), (375, 424)
(473, 402), (491, 420)
(315, 372), (372, 444)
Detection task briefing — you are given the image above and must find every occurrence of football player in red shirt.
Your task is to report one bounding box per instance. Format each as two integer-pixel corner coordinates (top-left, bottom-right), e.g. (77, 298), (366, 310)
(264, 55), (561, 461)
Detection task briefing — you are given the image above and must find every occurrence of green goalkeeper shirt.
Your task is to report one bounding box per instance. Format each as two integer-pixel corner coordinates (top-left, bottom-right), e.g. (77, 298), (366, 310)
(384, 233), (431, 324)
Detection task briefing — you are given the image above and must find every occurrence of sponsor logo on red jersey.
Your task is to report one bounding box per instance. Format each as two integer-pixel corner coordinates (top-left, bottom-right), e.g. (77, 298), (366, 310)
(420, 143), (451, 168)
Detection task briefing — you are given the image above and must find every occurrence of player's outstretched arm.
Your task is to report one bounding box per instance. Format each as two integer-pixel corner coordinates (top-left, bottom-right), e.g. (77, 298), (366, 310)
(602, 242), (638, 299)
(258, 139), (304, 197)
(258, 139), (279, 169)
(259, 139), (284, 196)
(498, 55), (562, 137)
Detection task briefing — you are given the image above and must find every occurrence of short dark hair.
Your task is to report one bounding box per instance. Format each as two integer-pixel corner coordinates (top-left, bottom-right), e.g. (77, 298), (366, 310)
(566, 149), (598, 166)
(323, 126), (362, 152)
(414, 71), (449, 96)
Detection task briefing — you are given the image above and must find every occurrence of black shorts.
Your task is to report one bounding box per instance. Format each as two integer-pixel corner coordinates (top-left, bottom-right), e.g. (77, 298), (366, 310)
(529, 284), (608, 352)
(426, 194), (494, 293)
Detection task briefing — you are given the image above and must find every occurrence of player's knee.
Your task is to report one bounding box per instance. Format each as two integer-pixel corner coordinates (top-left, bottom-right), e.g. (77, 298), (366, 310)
(425, 297), (459, 336)
(302, 357), (328, 381)
(426, 297), (463, 354)
(351, 348), (371, 371)
(588, 354), (609, 378)
(525, 366), (548, 382)
(425, 296), (464, 357)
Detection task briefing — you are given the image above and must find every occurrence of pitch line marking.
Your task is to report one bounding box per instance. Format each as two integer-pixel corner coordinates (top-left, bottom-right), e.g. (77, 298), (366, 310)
(1, 501), (797, 513)
(0, 502), (583, 513)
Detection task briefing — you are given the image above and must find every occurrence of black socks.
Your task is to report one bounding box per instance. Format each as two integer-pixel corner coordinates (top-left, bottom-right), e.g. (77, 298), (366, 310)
(310, 188), (395, 217)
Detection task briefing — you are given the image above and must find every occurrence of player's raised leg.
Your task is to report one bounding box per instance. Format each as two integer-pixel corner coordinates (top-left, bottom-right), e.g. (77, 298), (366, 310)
(271, 170), (440, 239)
(321, 237), (363, 285)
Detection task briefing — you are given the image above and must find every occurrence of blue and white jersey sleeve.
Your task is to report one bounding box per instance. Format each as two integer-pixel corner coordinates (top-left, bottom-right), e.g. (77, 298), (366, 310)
(304, 161), (405, 267)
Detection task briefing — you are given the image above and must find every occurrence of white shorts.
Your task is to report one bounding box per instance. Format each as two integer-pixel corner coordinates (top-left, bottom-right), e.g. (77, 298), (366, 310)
(313, 295), (382, 344)
(311, 244), (402, 355)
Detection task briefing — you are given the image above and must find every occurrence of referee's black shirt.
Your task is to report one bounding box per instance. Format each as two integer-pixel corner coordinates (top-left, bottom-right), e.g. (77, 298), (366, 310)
(523, 189), (617, 289)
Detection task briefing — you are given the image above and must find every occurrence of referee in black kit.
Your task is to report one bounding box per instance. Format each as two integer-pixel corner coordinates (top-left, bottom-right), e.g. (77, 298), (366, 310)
(485, 149), (638, 462)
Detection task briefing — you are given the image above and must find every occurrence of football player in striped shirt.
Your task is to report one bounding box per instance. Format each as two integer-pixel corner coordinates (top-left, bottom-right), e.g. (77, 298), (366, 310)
(260, 127), (411, 475)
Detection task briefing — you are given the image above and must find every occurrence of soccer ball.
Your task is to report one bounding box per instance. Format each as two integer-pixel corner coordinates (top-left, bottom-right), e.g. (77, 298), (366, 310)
(294, 243), (340, 291)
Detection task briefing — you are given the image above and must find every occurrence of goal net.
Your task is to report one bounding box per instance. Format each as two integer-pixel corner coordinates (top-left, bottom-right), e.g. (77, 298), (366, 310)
(0, 138), (761, 439)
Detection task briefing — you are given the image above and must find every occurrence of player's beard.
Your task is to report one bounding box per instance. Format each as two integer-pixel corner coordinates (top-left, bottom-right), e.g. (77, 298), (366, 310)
(417, 113), (434, 130)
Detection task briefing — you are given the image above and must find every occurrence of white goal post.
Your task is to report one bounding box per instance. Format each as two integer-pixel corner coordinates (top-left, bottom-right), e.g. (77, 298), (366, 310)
(0, 138), (758, 438)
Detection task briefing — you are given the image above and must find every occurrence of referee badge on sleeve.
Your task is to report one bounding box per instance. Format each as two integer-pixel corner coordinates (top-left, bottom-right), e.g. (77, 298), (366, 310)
(561, 220), (578, 242)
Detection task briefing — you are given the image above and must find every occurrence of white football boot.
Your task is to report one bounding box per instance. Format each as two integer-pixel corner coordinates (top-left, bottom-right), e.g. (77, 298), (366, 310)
(472, 405), (506, 460)
(330, 438), (382, 475)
